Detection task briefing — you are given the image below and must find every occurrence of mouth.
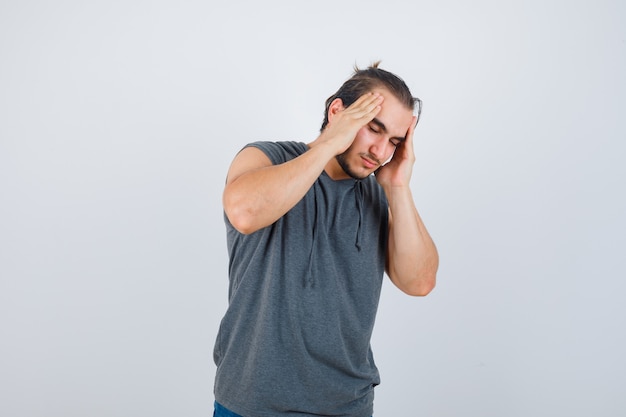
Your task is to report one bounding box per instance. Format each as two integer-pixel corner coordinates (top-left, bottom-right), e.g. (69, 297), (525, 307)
(360, 155), (380, 169)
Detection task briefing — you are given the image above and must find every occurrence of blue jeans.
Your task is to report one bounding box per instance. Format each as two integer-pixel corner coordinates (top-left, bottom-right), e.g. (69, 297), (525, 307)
(214, 402), (244, 417)
(213, 401), (372, 417)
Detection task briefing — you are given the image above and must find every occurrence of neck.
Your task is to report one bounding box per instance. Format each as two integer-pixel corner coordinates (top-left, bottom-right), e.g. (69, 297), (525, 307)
(324, 157), (350, 180)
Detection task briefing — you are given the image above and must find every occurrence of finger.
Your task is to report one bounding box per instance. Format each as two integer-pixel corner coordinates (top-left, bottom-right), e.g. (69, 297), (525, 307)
(348, 93), (383, 119)
(404, 115), (418, 151)
(347, 92), (383, 112)
(350, 92), (381, 108)
(391, 115), (417, 161)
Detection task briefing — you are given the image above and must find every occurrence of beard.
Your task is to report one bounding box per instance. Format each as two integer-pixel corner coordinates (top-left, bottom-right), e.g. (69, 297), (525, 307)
(335, 150), (374, 180)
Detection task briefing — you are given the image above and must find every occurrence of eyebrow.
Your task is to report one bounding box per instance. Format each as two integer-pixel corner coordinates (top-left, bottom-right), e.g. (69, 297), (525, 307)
(371, 118), (406, 142)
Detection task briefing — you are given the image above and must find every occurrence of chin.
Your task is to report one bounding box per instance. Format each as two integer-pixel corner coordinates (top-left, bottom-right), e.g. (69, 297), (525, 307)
(348, 167), (372, 180)
(336, 153), (373, 180)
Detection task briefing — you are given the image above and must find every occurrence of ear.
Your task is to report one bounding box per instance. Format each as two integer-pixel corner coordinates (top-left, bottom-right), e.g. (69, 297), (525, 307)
(327, 98), (345, 123)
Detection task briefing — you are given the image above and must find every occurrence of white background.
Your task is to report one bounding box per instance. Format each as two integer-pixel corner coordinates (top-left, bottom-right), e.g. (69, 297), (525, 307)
(1, 1), (625, 416)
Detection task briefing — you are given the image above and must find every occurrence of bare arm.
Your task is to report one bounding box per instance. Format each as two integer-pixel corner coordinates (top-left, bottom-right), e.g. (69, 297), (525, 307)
(223, 143), (337, 234)
(385, 188), (438, 296)
(376, 116), (439, 296)
(223, 93), (384, 234)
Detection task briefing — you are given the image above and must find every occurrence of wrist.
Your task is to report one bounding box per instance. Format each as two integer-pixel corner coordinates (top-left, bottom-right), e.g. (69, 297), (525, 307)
(383, 184), (413, 205)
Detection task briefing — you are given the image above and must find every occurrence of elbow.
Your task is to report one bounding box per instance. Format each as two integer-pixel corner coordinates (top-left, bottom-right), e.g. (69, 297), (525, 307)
(223, 186), (278, 234)
(397, 269), (437, 297)
(406, 253), (439, 296)
(404, 274), (436, 297)
(223, 194), (259, 235)
(389, 258), (438, 296)
(225, 206), (257, 235)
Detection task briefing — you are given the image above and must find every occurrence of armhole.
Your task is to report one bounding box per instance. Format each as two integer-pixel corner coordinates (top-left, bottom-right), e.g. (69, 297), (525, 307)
(225, 146), (274, 185)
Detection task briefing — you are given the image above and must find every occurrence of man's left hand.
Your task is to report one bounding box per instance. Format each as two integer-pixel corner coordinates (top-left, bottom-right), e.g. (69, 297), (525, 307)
(375, 115), (418, 189)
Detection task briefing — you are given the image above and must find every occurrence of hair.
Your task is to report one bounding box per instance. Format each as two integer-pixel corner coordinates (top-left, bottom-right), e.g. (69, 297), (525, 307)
(320, 61), (417, 132)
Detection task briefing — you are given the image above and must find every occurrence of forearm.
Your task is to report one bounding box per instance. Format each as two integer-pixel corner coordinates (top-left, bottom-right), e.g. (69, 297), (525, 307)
(385, 186), (438, 296)
(223, 142), (337, 234)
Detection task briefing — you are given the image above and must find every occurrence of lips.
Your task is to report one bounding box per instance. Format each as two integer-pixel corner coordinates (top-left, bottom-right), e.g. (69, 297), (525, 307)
(361, 155), (379, 169)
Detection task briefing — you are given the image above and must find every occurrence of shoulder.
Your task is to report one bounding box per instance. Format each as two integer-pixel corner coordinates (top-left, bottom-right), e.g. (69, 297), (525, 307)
(244, 141), (307, 165)
(225, 141), (307, 185)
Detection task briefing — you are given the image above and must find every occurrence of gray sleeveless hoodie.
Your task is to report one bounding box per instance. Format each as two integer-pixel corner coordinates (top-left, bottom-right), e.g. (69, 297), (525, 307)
(213, 141), (389, 417)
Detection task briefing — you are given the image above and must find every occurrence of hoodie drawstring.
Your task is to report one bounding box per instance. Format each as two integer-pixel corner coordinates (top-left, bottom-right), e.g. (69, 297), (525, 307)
(354, 180), (363, 251)
(305, 179), (365, 287)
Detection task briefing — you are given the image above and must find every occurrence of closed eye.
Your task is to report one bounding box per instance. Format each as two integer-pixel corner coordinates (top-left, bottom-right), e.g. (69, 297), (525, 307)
(369, 118), (404, 146)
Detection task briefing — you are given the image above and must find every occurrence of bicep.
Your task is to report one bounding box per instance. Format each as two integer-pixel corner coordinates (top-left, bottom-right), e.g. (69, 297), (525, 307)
(225, 146), (273, 185)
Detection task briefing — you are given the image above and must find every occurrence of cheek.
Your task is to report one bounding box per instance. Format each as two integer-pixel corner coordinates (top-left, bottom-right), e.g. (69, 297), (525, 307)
(382, 146), (397, 162)
(355, 127), (370, 141)
(356, 128), (380, 147)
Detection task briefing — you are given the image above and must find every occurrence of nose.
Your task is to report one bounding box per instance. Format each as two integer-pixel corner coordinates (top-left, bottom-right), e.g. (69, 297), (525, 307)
(369, 135), (390, 161)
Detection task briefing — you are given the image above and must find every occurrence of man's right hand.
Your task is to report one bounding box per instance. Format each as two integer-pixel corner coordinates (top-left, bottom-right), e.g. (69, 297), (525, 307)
(318, 92), (384, 154)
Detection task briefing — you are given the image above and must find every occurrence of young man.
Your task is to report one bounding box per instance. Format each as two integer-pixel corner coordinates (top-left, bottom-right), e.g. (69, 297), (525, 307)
(213, 62), (439, 417)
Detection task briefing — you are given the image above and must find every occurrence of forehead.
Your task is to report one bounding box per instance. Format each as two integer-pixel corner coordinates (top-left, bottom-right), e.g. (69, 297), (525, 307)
(372, 87), (414, 136)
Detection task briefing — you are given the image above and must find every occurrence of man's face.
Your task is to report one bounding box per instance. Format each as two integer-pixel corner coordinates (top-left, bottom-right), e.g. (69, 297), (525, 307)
(335, 88), (414, 180)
